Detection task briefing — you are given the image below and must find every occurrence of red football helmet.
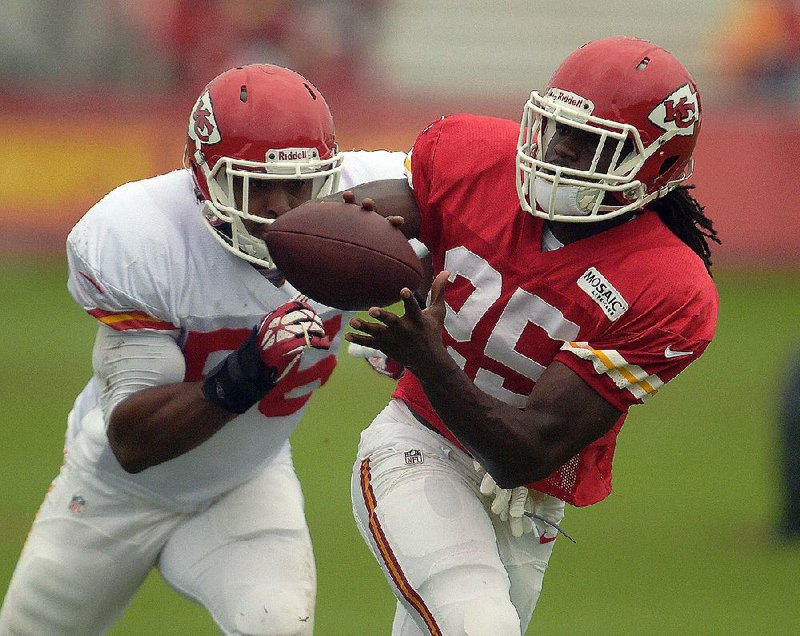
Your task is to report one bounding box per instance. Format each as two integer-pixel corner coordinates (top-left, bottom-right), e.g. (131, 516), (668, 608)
(185, 64), (343, 268)
(516, 36), (701, 222)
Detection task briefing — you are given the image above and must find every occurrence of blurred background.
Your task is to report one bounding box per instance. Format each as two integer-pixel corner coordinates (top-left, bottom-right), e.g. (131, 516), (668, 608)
(1, 1), (799, 633)
(2, 0), (800, 263)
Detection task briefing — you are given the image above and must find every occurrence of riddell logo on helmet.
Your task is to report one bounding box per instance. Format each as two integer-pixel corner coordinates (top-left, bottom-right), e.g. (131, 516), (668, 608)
(188, 90), (221, 145)
(547, 88), (595, 115)
(266, 148), (320, 162)
(648, 83), (699, 136)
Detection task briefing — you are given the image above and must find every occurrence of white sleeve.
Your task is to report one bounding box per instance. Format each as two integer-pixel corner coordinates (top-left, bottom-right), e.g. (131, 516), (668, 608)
(337, 150), (408, 190)
(91, 324), (186, 421)
(65, 180), (184, 332)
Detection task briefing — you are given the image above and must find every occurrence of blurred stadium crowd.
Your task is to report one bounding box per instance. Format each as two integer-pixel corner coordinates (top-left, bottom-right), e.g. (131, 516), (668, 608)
(0, 0), (387, 96)
(715, 0), (800, 101)
(2, 0), (800, 102)
(1, 0), (799, 266)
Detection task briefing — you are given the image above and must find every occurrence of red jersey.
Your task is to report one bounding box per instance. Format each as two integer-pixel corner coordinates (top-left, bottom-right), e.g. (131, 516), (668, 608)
(393, 114), (718, 506)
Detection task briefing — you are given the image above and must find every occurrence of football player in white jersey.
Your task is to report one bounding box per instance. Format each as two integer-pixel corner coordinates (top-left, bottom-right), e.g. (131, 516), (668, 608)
(0, 64), (407, 635)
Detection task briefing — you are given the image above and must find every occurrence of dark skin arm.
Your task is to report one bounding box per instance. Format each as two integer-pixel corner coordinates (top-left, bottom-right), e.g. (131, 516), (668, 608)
(108, 382), (236, 473)
(340, 181), (623, 488)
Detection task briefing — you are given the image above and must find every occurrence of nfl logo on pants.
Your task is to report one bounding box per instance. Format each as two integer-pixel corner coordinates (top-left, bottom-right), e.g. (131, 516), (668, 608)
(68, 495), (86, 513)
(404, 449), (424, 465)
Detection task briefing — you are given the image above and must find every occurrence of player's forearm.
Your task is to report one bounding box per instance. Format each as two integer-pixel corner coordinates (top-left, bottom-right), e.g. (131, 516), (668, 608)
(410, 353), (557, 487)
(416, 354), (622, 487)
(108, 382), (235, 473)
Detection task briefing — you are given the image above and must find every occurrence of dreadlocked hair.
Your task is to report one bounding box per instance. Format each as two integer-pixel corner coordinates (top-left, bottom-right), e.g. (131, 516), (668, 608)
(650, 184), (720, 275)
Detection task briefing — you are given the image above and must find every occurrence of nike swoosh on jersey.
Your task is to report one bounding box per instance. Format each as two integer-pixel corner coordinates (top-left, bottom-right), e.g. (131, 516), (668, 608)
(664, 346), (694, 358)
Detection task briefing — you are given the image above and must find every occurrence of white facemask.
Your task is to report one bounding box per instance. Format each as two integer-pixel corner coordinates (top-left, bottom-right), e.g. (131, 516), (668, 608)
(533, 178), (603, 217)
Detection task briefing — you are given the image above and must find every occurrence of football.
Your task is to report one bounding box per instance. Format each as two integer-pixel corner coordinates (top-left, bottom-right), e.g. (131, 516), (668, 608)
(265, 201), (424, 310)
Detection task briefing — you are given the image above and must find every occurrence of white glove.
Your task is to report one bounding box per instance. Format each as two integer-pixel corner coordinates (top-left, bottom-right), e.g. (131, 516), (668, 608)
(474, 461), (533, 538)
(474, 461), (571, 542)
(347, 341), (404, 379)
(525, 489), (568, 543)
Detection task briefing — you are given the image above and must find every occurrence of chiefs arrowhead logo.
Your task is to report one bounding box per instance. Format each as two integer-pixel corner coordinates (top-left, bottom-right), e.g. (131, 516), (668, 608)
(648, 83), (699, 137)
(188, 90), (221, 145)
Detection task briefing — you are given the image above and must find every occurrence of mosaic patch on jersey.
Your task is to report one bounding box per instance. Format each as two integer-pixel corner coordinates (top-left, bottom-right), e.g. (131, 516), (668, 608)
(577, 267), (628, 321)
(188, 89), (221, 145)
(404, 449), (424, 465)
(647, 83), (699, 136)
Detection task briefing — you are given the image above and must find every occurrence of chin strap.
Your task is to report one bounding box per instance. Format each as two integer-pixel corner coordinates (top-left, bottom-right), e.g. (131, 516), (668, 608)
(524, 511), (576, 544)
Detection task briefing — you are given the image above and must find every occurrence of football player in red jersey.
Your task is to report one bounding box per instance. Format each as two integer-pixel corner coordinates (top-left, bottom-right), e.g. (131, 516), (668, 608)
(0, 65), (409, 635)
(340, 36), (720, 634)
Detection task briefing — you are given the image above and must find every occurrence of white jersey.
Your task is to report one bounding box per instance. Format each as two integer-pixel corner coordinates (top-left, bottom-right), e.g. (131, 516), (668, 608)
(65, 150), (406, 511)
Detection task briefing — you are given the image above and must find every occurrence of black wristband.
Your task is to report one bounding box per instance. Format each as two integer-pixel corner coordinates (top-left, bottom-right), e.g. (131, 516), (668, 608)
(201, 327), (277, 414)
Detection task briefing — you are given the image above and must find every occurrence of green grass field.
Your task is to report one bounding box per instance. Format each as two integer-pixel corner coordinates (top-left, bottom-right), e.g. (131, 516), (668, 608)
(2, 257), (799, 635)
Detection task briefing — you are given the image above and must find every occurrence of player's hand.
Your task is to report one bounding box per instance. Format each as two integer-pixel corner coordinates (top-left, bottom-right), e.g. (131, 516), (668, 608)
(347, 342), (405, 380)
(345, 270), (449, 374)
(256, 300), (330, 383)
(474, 461), (534, 538)
(474, 461), (571, 542)
(202, 300), (329, 414)
(341, 190), (404, 228)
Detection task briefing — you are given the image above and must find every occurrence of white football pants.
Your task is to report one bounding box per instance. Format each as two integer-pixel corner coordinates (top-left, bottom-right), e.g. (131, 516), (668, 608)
(351, 400), (564, 636)
(0, 443), (315, 636)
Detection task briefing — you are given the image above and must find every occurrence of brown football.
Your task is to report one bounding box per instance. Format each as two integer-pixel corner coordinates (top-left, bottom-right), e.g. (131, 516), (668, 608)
(265, 201), (423, 310)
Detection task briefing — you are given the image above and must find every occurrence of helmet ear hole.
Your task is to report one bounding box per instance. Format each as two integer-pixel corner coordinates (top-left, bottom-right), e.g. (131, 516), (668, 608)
(654, 155), (683, 188)
(659, 156), (679, 175)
